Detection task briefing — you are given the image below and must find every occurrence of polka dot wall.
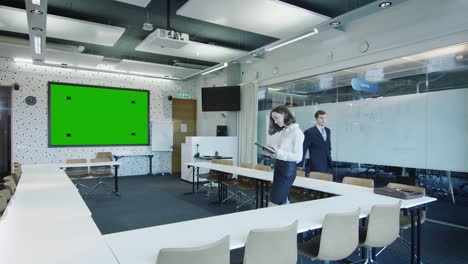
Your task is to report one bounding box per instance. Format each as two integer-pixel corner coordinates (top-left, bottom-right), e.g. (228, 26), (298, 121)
(0, 58), (199, 176)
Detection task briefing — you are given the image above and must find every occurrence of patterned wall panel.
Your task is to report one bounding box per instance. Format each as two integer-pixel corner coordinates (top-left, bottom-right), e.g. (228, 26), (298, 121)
(0, 58), (198, 176)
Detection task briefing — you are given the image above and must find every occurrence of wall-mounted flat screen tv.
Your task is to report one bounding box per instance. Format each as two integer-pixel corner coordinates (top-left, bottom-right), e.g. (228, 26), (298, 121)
(201, 86), (240, 111)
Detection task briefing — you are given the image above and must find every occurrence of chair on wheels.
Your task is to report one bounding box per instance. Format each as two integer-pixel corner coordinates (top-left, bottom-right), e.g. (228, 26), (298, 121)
(88, 158), (114, 195)
(65, 159), (90, 191)
(342, 176), (374, 188)
(242, 221), (298, 264)
(299, 209), (360, 264)
(236, 163), (256, 209)
(156, 235), (230, 264)
(353, 201), (401, 263)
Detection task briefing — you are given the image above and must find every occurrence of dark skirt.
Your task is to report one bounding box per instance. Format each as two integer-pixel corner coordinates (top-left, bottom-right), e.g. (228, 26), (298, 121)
(270, 159), (297, 205)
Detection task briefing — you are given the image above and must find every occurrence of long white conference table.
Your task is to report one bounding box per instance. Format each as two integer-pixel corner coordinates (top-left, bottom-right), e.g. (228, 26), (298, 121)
(105, 162), (436, 264)
(0, 162), (436, 264)
(0, 164), (119, 264)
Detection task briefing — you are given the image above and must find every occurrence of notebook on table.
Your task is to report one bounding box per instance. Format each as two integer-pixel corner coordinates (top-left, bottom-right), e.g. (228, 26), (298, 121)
(374, 187), (424, 199)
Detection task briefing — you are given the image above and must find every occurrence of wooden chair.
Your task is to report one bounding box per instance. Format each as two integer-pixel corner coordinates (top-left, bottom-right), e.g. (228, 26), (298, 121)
(236, 163), (256, 209)
(342, 176), (374, 188)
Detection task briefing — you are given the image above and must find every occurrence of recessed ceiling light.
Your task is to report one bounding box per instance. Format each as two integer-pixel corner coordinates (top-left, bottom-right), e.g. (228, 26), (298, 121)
(329, 21), (341, 26)
(30, 9), (43, 15)
(379, 2), (392, 8)
(34, 35), (42, 54)
(32, 27), (43, 31)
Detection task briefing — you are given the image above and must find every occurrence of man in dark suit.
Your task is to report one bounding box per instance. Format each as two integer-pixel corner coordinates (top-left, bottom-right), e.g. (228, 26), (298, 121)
(298, 110), (332, 173)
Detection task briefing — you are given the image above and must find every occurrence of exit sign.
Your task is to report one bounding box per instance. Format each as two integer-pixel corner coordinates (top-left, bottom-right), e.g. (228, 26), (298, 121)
(178, 94), (190, 99)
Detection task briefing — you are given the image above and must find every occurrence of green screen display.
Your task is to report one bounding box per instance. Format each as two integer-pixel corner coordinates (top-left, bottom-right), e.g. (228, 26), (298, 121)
(48, 82), (149, 146)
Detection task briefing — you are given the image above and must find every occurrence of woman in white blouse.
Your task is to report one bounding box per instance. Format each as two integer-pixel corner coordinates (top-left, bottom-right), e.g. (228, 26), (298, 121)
(266, 105), (304, 206)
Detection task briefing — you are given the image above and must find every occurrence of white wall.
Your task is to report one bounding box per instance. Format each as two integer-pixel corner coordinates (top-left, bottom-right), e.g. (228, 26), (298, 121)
(0, 58), (197, 176)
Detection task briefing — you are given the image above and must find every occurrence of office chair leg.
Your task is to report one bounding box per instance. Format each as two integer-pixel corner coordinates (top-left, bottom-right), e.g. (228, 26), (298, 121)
(236, 191), (256, 209)
(375, 246), (386, 257)
(222, 188), (240, 205)
(351, 247), (378, 264)
(86, 180), (113, 196)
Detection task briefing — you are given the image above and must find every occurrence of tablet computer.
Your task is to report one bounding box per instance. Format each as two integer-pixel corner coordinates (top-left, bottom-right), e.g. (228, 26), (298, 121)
(254, 142), (277, 154)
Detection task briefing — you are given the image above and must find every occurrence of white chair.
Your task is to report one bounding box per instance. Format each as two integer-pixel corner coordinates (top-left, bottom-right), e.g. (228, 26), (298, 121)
(0, 194), (7, 217)
(243, 220), (298, 264)
(354, 201), (401, 263)
(299, 209), (361, 264)
(0, 189), (11, 202)
(156, 235), (230, 264)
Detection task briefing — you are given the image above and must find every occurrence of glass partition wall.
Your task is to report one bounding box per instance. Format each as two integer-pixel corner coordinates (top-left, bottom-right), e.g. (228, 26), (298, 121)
(258, 43), (468, 201)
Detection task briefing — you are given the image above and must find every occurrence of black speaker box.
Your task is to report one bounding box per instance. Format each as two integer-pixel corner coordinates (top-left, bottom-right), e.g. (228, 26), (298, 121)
(216, 125), (227, 136)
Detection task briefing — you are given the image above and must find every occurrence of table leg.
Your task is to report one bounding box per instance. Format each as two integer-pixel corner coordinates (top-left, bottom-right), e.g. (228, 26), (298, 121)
(149, 155), (153, 176)
(197, 167), (200, 191)
(417, 208), (422, 264)
(113, 165), (120, 196)
(411, 209), (415, 264)
(260, 181), (264, 208)
(184, 166), (198, 195)
(255, 180), (259, 209)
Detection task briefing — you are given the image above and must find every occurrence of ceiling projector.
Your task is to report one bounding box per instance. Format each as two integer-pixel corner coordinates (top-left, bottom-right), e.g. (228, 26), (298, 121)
(145, 28), (189, 49)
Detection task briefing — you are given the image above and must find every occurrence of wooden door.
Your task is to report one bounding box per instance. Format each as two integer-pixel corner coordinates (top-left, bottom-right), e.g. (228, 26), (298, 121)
(172, 98), (196, 173)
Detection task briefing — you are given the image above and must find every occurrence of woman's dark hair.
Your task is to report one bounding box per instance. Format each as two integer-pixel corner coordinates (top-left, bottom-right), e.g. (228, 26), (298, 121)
(269, 105), (296, 135)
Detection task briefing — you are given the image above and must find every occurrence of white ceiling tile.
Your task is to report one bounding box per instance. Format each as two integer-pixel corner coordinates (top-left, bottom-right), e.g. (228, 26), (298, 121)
(0, 42), (103, 68)
(0, 6), (29, 34)
(135, 38), (247, 63)
(0, 6), (125, 46)
(114, 0), (152, 8)
(176, 0), (329, 39)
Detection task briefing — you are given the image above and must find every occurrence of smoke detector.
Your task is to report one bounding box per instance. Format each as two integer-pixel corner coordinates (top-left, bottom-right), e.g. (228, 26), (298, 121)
(142, 22), (154, 31)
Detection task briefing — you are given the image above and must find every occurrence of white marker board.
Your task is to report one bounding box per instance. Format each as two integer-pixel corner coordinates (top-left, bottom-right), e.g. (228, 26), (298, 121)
(151, 121), (173, 151)
(259, 88), (468, 172)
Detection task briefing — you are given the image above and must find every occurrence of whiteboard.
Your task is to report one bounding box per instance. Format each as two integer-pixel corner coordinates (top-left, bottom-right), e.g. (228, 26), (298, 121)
(259, 88), (468, 172)
(151, 121), (173, 151)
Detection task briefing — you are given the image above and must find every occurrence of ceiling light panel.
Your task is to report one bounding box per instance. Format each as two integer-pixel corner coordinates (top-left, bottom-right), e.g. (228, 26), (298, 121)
(116, 59), (199, 79)
(45, 49), (104, 67)
(114, 0), (152, 8)
(135, 39), (247, 63)
(177, 0), (329, 39)
(0, 6), (125, 46)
